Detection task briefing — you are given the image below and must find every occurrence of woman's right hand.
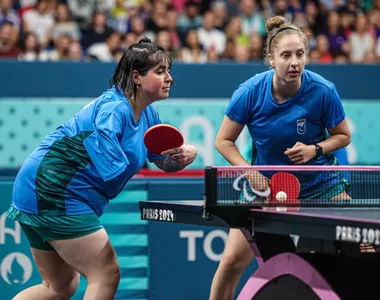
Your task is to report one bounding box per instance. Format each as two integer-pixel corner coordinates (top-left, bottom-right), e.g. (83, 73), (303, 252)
(245, 171), (270, 199)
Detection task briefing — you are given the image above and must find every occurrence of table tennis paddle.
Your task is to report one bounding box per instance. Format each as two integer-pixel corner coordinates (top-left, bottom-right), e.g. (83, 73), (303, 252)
(269, 172), (300, 212)
(144, 124), (184, 155)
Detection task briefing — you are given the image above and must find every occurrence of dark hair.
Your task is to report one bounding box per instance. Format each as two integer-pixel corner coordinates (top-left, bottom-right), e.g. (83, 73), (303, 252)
(109, 37), (172, 99)
(264, 16), (307, 64)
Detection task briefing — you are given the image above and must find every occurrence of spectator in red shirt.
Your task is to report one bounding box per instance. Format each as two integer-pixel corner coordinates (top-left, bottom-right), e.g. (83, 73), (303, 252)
(0, 22), (20, 58)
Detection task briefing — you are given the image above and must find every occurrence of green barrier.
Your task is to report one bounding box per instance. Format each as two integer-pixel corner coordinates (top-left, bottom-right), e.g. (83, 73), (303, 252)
(1, 98), (379, 168)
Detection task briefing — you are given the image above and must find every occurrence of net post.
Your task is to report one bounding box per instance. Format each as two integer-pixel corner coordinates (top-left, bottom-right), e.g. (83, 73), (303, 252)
(205, 166), (218, 207)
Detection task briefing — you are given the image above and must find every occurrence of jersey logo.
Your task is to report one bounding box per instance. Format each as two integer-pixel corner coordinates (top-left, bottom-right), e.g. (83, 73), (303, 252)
(297, 119), (306, 135)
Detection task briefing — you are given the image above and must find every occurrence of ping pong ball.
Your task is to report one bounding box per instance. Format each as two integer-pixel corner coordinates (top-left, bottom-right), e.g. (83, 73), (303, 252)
(276, 191), (287, 202)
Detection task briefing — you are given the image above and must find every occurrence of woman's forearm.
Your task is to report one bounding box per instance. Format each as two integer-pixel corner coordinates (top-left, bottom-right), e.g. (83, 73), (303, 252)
(215, 139), (250, 166)
(317, 134), (351, 155)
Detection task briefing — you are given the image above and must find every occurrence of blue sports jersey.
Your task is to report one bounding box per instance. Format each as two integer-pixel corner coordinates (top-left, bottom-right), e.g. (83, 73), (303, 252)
(225, 69), (347, 198)
(12, 87), (164, 217)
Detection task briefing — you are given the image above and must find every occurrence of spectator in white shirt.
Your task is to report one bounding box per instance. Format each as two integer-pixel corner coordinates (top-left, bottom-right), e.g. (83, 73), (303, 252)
(51, 3), (81, 44)
(197, 10), (226, 55)
(349, 14), (375, 63)
(86, 31), (121, 62)
(22, 0), (55, 49)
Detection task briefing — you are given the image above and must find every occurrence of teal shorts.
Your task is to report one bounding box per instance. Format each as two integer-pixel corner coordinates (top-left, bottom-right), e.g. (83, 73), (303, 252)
(6, 206), (103, 251)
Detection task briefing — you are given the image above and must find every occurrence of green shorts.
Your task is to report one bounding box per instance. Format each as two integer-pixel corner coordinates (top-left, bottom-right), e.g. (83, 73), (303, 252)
(6, 206), (103, 251)
(306, 180), (350, 200)
(240, 177), (350, 202)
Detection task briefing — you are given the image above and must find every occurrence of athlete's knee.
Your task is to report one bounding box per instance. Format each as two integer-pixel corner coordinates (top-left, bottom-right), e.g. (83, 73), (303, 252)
(105, 260), (121, 288)
(219, 251), (253, 277)
(43, 272), (80, 299)
(88, 259), (121, 289)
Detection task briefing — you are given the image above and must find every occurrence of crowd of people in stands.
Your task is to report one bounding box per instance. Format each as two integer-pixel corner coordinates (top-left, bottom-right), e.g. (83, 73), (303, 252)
(0, 0), (379, 64)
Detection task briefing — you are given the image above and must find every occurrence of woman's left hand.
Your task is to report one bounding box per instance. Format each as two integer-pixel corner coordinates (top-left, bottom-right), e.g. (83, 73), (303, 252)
(161, 144), (197, 165)
(284, 142), (317, 164)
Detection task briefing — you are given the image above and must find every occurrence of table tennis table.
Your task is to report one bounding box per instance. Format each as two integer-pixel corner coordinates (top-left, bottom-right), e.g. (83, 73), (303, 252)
(139, 166), (380, 300)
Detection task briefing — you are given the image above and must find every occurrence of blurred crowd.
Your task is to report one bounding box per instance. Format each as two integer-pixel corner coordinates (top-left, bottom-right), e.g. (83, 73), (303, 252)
(0, 0), (379, 64)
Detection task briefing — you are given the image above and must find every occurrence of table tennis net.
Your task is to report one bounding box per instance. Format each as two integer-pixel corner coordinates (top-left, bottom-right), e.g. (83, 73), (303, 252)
(206, 166), (380, 207)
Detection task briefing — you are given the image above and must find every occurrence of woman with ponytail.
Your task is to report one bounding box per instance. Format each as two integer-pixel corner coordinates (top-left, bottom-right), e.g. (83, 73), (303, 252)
(7, 37), (197, 300)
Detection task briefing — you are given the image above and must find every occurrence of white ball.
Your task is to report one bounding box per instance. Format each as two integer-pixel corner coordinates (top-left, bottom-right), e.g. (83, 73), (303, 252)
(276, 191), (287, 202)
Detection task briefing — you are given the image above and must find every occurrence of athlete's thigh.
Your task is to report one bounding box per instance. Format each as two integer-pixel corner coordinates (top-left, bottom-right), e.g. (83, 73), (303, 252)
(31, 248), (79, 289)
(222, 228), (254, 262)
(48, 228), (119, 279)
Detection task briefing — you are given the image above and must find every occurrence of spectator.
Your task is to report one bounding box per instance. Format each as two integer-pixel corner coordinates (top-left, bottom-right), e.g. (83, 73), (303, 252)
(239, 0), (265, 37)
(110, 0), (140, 35)
(222, 37), (236, 61)
(288, 0), (303, 15)
(302, 25), (317, 50)
(197, 10), (226, 55)
(109, 0), (129, 34)
(66, 0), (100, 30)
(146, 0), (168, 33)
(18, 31), (39, 61)
(304, 1), (320, 35)
(224, 16), (249, 47)
(293, 11), (309, 28)
(315, 34), (334, 63)
(325, 11), (350, 56)
(177, 28), (207, 63)
(234, 43), (249, 63)
(17, 0), (37, 17)
(80, 11), (114, 50)
(68, 40), (83, 61)
(340, 10), (355, 37)
(272, 0), (293, 23)
(368, 9), (380, 39)
(177, 0), (203, 41)
(171, 0), (188, 14)
(207, 45), (219, 62)
(363, 50), (377, 63)
(210, 0), (229, 31)
(0, 21), (19, 57)
(334, 51), (350, 63)
(52, 3), (81, 43)
(309, 48), (321, 63)
(166, 9), (181, 50)
(0, 0), (20, 43)
(260, 0), (274, 20)
(226, 0), (239, 17)
(40, 33), (72, 61)
(22, 0), (55, 49)
(86, 31), (121, 62)
(156, 29), (175, 55)
(121, 31), (137, 50)
(248, 32), (263, 60)
(349, 14), (375, 63)
(129, 15), (154, 42)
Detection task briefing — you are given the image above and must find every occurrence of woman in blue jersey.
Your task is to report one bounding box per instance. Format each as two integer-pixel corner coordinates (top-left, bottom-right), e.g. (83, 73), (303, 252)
(6, 38), (197, 300)
(210, 16), (352, 300)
